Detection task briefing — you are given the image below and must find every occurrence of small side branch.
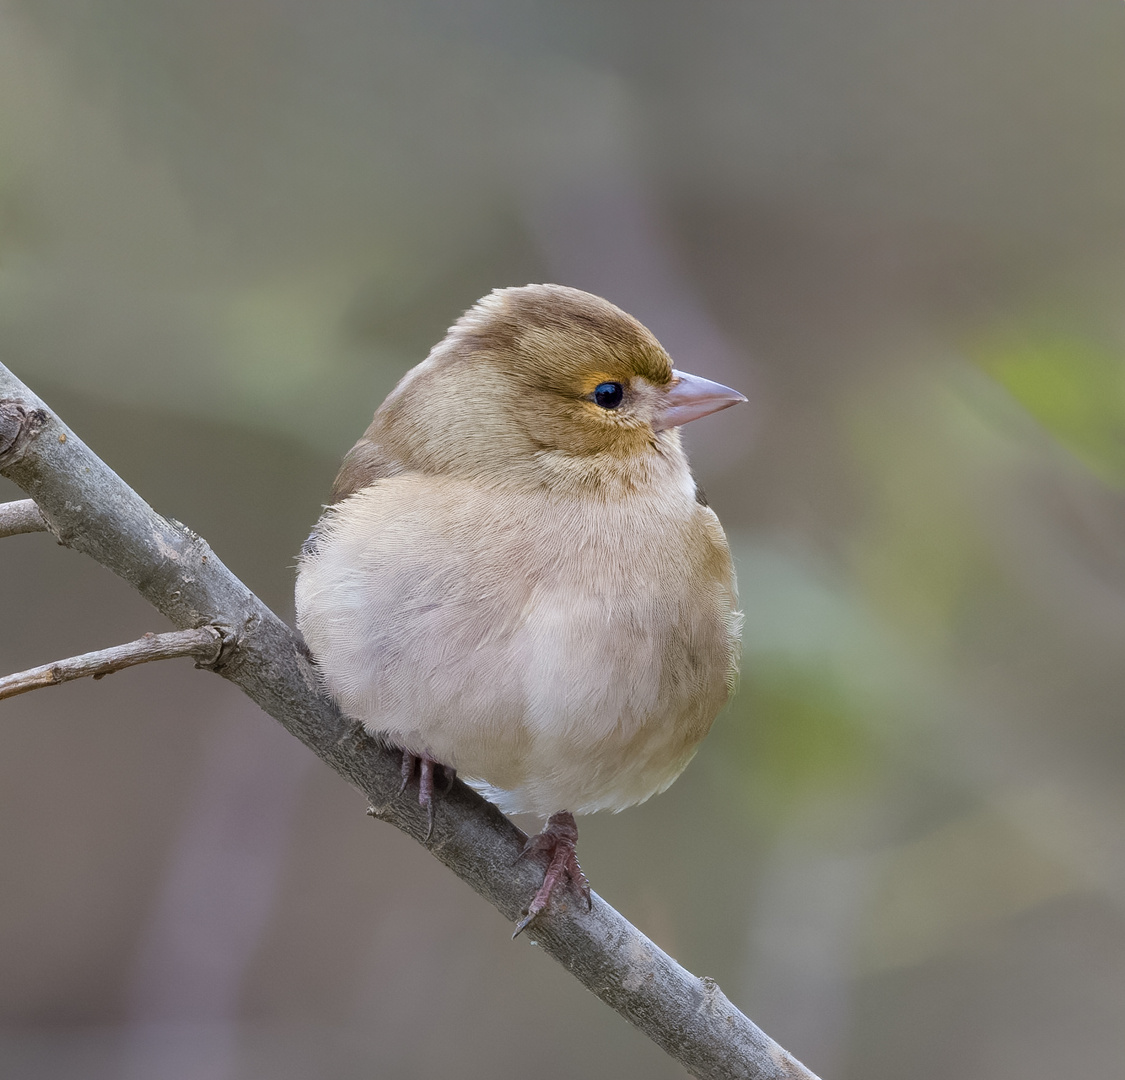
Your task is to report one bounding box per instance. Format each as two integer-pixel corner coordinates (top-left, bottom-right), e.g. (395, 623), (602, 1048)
(0, 498), (47, 538)
(0, 627), (224, 701)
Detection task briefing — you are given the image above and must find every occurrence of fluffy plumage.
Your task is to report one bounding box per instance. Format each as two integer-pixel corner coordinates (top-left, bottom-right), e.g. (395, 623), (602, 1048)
(296, 285), (744, 920)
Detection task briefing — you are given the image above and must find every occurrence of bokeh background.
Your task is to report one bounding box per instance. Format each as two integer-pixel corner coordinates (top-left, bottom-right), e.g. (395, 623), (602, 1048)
(2, 2), (1125, 1077)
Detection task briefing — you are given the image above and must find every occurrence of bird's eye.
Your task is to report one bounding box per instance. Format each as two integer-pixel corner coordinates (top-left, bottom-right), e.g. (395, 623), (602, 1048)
(592, 382), (624, 409)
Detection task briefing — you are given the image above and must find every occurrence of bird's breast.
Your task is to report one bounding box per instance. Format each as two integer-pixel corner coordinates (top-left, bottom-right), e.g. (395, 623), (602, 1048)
(295, 473), (740, 816)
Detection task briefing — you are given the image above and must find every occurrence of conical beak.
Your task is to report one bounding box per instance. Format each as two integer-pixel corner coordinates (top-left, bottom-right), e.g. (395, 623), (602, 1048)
(652, 369), (748, 431)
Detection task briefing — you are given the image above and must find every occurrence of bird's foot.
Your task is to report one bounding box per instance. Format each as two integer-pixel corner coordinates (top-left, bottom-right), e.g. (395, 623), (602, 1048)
(398, 750), (456, 840)
(513, 811), (592, 937)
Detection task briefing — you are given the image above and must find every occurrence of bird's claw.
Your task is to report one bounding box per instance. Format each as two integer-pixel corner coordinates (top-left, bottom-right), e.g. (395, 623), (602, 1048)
(513, 811), (591, 938)
(398, 750), (455, 841)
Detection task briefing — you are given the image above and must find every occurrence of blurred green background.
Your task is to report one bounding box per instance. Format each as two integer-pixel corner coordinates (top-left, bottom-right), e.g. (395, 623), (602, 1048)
(3, 3), (1125, 1077)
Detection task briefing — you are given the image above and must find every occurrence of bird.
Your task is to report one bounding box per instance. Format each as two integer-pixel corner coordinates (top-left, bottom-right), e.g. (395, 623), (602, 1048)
(295, 284), (745, 935)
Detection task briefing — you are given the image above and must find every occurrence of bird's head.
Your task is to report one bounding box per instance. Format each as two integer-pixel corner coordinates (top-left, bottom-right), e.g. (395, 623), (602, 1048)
(369, 284), (746, 492)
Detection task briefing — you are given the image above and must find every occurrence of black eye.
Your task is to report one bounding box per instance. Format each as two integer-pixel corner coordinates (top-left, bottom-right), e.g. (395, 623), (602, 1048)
(592, 382), (624, 409)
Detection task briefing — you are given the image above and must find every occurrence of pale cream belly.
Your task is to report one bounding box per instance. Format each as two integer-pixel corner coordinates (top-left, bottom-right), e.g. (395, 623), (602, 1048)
(364, 584), (733, 816)
(296, 475), (739, 818)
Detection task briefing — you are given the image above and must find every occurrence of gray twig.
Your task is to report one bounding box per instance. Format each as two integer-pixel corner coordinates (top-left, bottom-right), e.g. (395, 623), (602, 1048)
(0, 626), (224, 701)
(0, 361), (820, 1080)
(0, 498), (48, 537)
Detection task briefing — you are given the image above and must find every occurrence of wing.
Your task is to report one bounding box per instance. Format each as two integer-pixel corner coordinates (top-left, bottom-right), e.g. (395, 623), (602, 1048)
(329, 434), (405, 504)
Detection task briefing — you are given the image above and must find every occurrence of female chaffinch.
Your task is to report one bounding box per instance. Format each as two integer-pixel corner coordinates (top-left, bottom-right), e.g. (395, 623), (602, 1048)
(296, 284), (744, 933)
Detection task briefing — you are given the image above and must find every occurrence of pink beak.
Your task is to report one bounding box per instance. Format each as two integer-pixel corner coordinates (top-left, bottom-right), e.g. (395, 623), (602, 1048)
(652, 369), (748, 431)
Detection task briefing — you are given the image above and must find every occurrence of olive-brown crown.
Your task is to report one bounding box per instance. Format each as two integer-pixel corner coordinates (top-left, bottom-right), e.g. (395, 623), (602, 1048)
(332, 285), (683, 500)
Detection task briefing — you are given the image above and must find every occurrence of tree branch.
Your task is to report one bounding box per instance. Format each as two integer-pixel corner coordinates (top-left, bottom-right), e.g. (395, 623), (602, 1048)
(0, 497), (48, 537)
(0, 363), (820, 1080)
(0, 627), (224, 701)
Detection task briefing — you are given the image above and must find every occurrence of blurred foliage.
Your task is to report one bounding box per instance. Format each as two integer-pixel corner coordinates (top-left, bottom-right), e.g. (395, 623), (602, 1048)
(738, 660), (878, 808)
(720, 546), (891, 822)
(973, 325), (1125, 486)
